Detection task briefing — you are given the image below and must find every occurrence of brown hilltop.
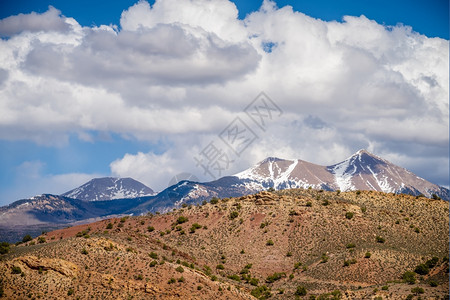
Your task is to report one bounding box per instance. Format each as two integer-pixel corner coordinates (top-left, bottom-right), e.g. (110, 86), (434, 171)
(0, 189), (448, 299)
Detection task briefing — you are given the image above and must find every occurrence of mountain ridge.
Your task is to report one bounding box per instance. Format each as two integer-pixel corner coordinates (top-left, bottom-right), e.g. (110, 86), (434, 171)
(61, 177), (155, 201)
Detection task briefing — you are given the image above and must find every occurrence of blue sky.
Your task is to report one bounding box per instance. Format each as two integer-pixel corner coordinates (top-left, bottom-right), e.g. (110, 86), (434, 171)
(0, 0), (448, 205)
(0, 0), (448, 38)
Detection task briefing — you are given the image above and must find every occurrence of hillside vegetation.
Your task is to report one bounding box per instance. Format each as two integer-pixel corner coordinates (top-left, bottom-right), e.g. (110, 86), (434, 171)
(0, 189), (448, 299)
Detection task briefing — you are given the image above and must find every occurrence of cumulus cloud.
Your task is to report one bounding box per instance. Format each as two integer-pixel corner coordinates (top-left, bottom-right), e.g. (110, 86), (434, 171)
(0, 6), (71, 36)
(0, 0), (448, 193)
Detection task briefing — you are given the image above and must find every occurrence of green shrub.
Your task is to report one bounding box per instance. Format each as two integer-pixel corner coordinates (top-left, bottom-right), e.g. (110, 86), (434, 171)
(227, 274), (241, 281)
(295, 286), (307, 296)
(414, 264), (429, 275)
(321, 253), (329, 263)
(135, 274), (143, 280)
(216, 264), (224, 270)
(322, 199), (329, 206)
(175, 266), (184, 273)
(294, 261), (302, 269)
(266, 272), (285, 283)
(11, 266), (22, 274)
(286, 252), (292, 257)
(0, 242), (10, 254)
(346, 243), (356, 249)
(38, 236), (46, 243)
(168, 278), (176, 284)
(81, 248), (88, 255)
(402, 271), (416, 284)
(67, 288), (74, 296)
(364, 252), (371, 258)
(210, 197), (219, 204)
(429, 280), (438, 287)
(345, 212), (354, 219)
(382, 285), (389, 290)
(106, 223), (113, 229)
(249, 277), (259, 286)
(189, 223), (202, 233)
(149, 252), (158, 259)
(149, 260), (158, 267)
(266, 240), (274, 246)
(411, 286), (424, 295)
(176, 216), (188, 224)
(22, 234), (32, 243)
(229, 211), (239, 219)
(425, 257), (439, 269)
(251, 285), (271, 299)
(376, 236), (385, 243)
(147, 226), (155, 232)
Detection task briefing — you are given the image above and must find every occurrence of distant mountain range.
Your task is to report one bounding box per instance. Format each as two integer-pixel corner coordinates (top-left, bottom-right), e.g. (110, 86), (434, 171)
(0, 149), (448, 242)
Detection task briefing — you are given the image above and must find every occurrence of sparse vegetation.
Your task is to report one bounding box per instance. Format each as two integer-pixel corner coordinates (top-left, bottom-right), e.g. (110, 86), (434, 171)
(345, 212), (354, 219)
(0, 188), (447, 299)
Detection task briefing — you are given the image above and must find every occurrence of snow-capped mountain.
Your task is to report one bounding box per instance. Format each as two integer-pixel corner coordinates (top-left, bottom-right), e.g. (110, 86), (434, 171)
(61, 177), (155, 201)
(234, 150), (449, 200)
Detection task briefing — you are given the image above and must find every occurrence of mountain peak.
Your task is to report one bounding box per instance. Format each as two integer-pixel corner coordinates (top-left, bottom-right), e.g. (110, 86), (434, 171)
(61, 177), (155, 201)
(258, 157), (285, 164)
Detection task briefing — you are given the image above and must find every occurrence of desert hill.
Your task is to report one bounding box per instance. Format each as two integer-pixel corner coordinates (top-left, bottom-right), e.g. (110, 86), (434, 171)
(0, 189), (448, 299)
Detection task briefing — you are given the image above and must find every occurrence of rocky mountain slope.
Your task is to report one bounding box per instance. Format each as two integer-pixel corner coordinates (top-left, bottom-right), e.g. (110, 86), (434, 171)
(61, 177), (155, 201)
(1, 189), (448, 299)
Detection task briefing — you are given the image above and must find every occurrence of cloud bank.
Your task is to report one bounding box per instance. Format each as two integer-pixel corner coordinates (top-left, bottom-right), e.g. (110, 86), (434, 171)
(0, 0), (448, 194)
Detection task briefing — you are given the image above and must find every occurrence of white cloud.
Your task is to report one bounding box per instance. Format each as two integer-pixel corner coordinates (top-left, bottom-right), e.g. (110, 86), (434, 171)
(0, 6), (71, 36)
(0, 0), (448, 192)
